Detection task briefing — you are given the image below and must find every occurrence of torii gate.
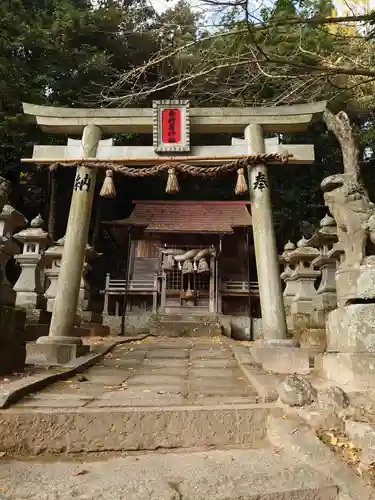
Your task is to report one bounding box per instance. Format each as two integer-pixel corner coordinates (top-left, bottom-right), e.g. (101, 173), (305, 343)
(22, 100), (326, 360)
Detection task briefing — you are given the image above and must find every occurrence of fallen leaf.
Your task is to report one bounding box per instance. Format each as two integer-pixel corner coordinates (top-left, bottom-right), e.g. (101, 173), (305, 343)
(0, 452), (6, 457)
(72, 469), (89, 476)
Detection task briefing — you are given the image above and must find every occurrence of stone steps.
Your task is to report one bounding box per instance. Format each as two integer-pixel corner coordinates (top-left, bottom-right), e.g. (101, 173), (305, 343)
(0, 403), (276, 454)
(150, 314), (222, 337)
(158, 313), (218, 322)
(0, 447), (339, 499)
(150, 321), (222, 337)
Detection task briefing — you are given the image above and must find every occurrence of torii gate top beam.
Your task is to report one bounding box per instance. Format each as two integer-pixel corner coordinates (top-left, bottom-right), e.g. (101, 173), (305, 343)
(22, 101), (326, 135)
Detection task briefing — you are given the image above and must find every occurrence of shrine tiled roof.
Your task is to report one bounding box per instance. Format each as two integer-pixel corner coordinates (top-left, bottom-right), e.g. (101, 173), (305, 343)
(108, 201), (252, 234)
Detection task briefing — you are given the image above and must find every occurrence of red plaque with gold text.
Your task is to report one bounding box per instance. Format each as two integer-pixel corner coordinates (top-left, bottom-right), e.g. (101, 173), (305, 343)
(153, 100), (190, 153)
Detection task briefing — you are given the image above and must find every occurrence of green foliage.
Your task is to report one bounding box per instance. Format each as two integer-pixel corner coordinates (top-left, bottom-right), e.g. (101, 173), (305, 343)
(0, 0), (157, 219)
(1, 0), (375, 250)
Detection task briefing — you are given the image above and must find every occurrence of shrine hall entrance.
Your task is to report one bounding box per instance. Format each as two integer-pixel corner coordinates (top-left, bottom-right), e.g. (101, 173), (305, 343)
(163, 248), (212, 314)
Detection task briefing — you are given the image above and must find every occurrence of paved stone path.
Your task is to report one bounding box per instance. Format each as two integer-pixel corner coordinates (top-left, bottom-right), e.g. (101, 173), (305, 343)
(16, 337), (258, 409)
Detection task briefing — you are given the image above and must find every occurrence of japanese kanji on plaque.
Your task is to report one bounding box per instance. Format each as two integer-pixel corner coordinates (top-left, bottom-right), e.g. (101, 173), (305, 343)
(153, 100), (190, 153)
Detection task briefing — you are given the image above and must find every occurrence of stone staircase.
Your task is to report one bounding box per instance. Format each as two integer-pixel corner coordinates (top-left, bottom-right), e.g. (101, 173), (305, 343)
(149, 313), (222, 337)
(0, 338), (354, 499)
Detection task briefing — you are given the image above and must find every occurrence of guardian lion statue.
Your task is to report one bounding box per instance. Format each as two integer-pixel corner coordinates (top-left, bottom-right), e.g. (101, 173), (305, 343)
(321, 173), (375, 267)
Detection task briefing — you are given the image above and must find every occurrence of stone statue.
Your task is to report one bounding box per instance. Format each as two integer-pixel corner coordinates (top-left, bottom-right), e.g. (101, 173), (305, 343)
(321, 173), (375, 267)
(319, 111), (375, 390)
(321, 110), (375, 268)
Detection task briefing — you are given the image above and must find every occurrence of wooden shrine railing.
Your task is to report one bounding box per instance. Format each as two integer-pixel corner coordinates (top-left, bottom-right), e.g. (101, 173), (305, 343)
(220, 280), (259, 294)
(100, 273), (159, 315)
(101, 273), (158, 295)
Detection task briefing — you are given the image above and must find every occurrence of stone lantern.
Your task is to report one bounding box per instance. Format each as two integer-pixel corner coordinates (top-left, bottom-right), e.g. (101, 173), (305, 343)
(45, 235), (100, 318)
(288, 237), (320, 331)
(310, 215), (338, 324)
(44, 236), (65, 312)
(280, 240), (297, 316)
(13, 215), (51, 309)
(0, 204), (27, 306)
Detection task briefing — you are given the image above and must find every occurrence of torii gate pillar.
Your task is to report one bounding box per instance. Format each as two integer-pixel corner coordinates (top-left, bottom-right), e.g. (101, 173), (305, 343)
(246, 124), (288, 341)
(37, 124), (102, 350)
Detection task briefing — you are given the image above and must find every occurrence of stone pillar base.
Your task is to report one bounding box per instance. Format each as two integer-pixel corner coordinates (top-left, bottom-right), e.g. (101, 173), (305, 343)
(250, 339), (310, 374)
(26, 341), (89, 365)
(250, 345), (309, 374)
(326, 304), (375, 353)
(317, 353), (375, 391)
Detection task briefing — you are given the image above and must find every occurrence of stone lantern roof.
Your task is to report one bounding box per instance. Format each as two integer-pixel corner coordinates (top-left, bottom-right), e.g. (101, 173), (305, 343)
(13, 215), (51, 246)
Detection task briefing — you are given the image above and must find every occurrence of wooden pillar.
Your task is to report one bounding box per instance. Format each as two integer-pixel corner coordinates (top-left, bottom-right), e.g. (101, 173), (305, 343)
(209, 253), (216, 313)
(160, 271), (166, 312)
(103, 273), (110, 315)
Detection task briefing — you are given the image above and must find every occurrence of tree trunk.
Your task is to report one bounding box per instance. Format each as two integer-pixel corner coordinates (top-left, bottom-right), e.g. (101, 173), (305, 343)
(323, 109), (360, 179)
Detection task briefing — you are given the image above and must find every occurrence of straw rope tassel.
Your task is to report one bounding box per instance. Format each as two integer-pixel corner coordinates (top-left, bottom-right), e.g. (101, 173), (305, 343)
(100, 169), (116, 198)
(165, 167), (180, 194)
(235, 168), (248, 195)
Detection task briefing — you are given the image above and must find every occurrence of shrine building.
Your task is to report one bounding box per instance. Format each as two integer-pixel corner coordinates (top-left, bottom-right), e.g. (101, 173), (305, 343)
(102, 200), (260, 337)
